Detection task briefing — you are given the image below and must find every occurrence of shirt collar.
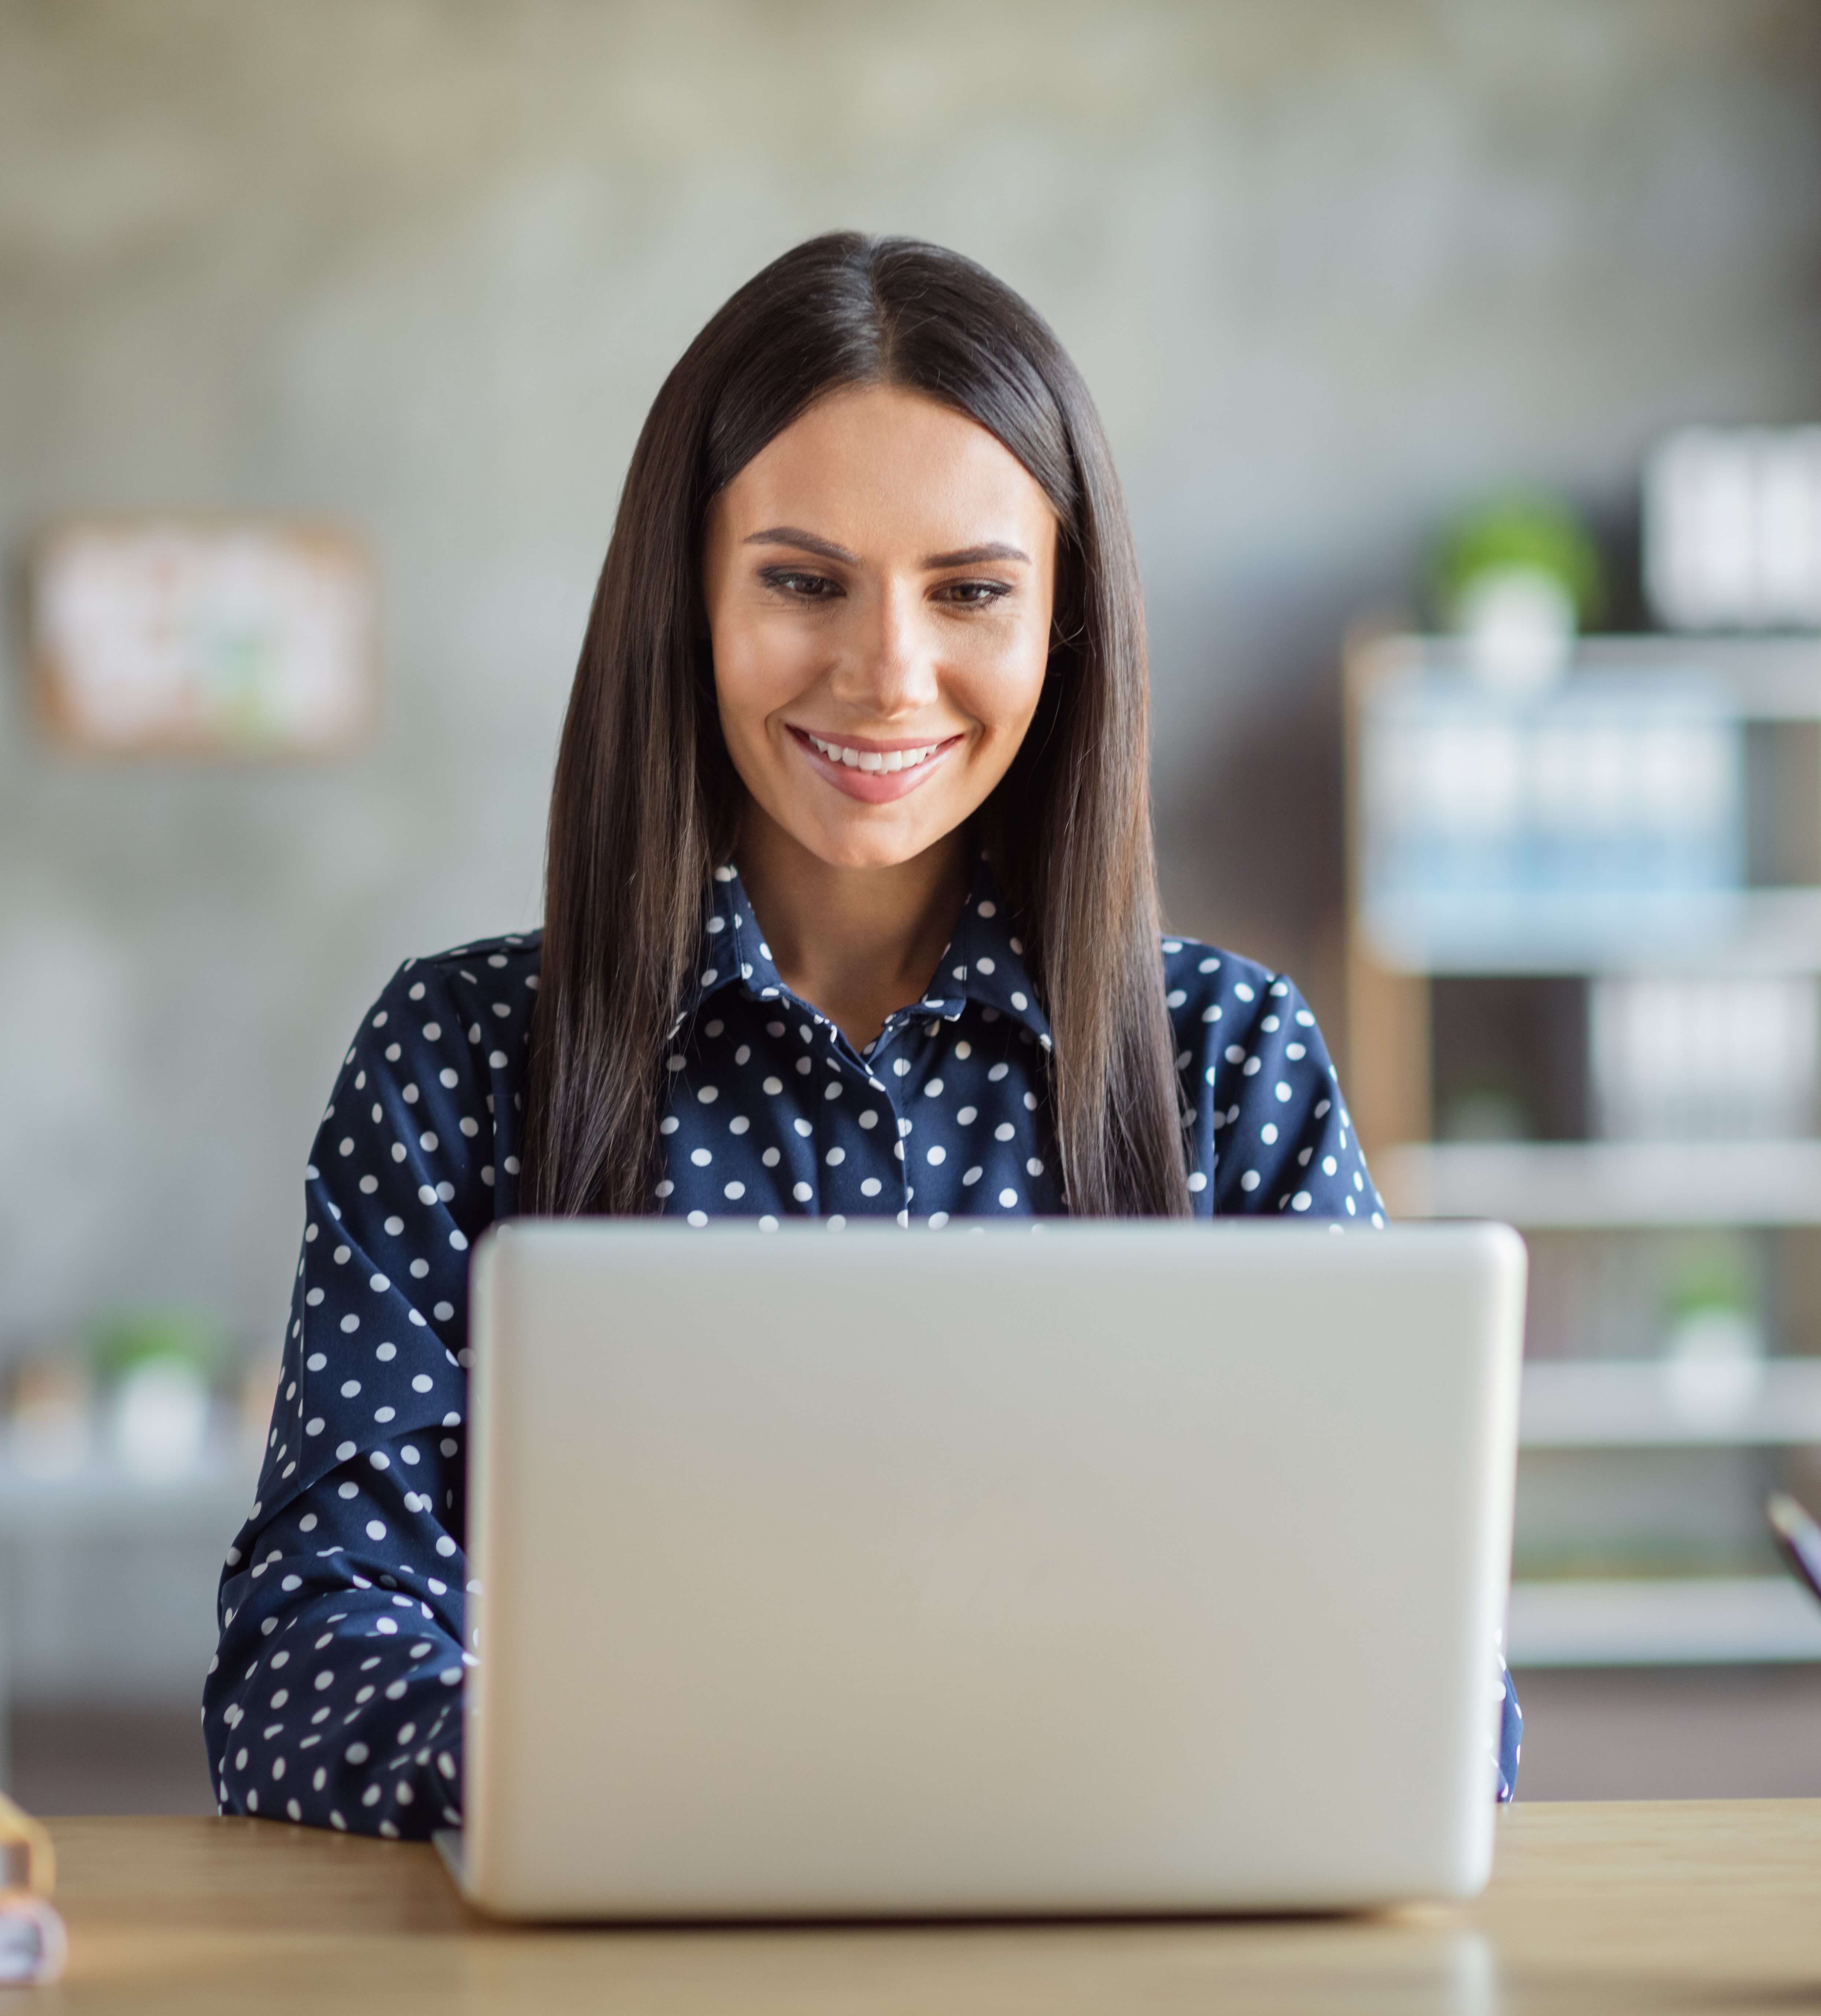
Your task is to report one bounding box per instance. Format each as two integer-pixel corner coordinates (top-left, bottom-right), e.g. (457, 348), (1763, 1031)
(672, 855), (1051, 1047)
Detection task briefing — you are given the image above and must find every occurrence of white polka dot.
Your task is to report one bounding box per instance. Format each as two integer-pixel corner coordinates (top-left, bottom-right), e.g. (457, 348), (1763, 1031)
(826, 1146), (845, 1166)
(926, 1145), (946, 1166)
(1240, 1171), (1261, 1192)
(1188, 1171), (1207, 1193)
(724, 1181), (745, 1200)
(998, 1188), (1018, 1208)
(690, 1148), (712, 1166)
(792, 1182), (813, 1203)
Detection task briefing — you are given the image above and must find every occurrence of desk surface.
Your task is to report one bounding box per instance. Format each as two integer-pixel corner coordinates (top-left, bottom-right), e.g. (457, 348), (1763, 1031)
(36, 1801), (1821, 2015)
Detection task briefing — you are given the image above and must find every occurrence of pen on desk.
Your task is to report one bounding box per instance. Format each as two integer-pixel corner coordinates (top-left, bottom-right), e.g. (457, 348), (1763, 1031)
(0, 1791), (66, 1987)
(1766, 1491), (1821, 1610)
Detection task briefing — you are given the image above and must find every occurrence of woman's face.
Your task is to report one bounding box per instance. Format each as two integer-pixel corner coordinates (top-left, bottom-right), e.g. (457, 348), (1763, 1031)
(703, 384), (1059, 871)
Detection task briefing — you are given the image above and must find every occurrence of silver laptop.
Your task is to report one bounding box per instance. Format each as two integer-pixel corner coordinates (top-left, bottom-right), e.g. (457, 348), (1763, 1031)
(440, 1219), (1524, 1919)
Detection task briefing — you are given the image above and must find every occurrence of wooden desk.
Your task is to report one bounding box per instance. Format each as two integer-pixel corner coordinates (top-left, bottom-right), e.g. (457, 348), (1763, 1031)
(34, 1801), (1821, 2013)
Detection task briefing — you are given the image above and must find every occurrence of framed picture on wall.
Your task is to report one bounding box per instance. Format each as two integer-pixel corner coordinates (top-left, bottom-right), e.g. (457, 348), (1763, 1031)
(29, 519), (379, 757)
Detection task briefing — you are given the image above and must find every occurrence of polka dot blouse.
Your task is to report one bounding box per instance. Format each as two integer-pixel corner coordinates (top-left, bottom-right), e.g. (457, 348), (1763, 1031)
(206, 857), (1521, 1837)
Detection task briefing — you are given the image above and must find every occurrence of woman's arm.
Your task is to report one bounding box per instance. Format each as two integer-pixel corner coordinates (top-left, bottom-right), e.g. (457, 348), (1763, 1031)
(206, 1430), (468, 1834)
(207, 941), (534, 1834)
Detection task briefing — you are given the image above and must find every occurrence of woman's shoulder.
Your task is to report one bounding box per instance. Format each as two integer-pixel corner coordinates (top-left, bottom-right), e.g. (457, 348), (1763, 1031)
(356, 931), (545, 1057)
(1157, 932), (1311, 1032)
(1155, 930), (1345, 1097)
(329, 932), (546, 1157)
(396, 929), (545, 997)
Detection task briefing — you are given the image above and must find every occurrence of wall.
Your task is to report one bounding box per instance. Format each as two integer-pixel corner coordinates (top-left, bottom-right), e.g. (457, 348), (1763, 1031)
(3, 0), (1820, 1350)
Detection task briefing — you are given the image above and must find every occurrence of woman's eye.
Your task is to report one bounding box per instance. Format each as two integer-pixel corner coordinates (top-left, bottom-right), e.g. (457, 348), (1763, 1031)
(938, 579), (1011, 607)
(760, 568), (841, 600)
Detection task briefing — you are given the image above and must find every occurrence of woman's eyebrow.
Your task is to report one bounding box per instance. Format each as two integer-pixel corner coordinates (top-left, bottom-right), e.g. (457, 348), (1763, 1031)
(743, 526), (859, 563)
(924, 541), (1030, 568)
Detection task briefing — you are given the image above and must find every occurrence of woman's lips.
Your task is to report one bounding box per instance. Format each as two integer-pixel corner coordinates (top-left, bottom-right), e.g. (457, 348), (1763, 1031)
(786, 725), (963, 804)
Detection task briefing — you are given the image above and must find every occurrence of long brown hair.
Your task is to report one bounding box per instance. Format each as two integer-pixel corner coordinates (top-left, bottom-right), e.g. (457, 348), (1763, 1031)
(525, 232), (1188, 1218)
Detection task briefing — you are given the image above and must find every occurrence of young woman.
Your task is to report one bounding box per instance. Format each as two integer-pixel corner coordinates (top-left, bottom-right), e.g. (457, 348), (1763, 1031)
(206, 233), (1520, 1836)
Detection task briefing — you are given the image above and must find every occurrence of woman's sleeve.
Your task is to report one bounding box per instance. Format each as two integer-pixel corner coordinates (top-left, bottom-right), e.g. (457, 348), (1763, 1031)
(204, 948), (525, 1837)
(1496, 1649), (1522, 1802)
(206, 1430), (468, 1833)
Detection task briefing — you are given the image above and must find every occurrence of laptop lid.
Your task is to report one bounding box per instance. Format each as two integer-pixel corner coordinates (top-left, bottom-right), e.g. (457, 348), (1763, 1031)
(460, 1220), (1524, 1919)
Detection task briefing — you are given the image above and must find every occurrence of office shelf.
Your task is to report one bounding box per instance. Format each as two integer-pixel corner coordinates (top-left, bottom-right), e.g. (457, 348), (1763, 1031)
(0, 1445), (255, 1537)
(1508, 1575), (1821, 1667)
(1366, 887), (1821, 979)
(1519, 1357), (1821, 1448)
(1379, 1139), (1821, 1228)
(1377, 632), (1821, 719)
(1346, 631), (1821, 1668)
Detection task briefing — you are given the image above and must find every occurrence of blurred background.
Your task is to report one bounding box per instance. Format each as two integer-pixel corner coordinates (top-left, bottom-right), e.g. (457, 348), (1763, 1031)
(6, 0), (1821, 1812)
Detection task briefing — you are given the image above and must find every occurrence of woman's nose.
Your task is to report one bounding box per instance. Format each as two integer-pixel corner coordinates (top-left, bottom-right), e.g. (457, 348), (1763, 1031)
(830, 579), (938, 718)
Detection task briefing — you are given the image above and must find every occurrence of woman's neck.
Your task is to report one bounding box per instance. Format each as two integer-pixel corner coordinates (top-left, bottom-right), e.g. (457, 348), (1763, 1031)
(734, 808), (970, 1052)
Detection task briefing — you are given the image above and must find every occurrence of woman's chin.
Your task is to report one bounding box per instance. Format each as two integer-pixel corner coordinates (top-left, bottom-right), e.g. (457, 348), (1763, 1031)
(794, 811), (959, 874)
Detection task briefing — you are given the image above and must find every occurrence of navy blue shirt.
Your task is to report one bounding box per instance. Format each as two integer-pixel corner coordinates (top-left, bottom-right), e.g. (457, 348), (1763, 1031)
(206, 861), (1519, 1836)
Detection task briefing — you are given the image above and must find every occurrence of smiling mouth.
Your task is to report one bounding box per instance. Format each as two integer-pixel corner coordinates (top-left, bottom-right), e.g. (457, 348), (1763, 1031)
(796, 730), (955, 775)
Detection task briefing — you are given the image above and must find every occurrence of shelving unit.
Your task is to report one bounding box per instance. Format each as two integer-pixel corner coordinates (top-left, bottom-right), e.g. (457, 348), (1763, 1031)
(1509, 1576), (1821, 1667)
(1519, 1356), (1821, 1448)
(1380, 1139), (1821, 1228)
(1345, 630), (1821, 1668)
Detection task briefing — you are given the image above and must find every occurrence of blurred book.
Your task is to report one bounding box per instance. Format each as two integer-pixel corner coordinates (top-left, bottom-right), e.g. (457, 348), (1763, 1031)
(1647, 426), (1821, 632)
(1589, 975), (1819, 1140)
(1359, 667), (1744, 966)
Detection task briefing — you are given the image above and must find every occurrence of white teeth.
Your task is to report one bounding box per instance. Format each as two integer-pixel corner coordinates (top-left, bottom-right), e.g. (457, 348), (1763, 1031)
(807, 733), (940, 774)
